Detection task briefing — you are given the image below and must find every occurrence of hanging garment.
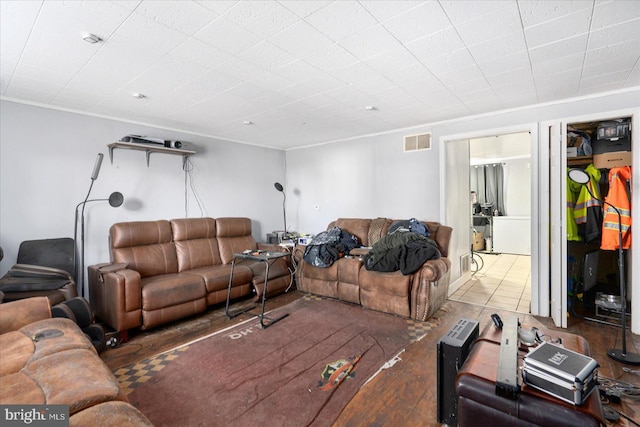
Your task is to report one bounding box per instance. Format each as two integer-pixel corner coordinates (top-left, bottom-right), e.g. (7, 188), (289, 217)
(566, 169), (582, 241)
(601, 166), (632, 250)
(573, 164), (602, 243)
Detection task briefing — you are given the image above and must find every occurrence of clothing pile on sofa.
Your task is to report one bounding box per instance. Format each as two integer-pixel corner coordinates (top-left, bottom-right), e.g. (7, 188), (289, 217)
(303, 227), (360, 267)
(303, 218), (441, 275)
(364, 218), (441, 275)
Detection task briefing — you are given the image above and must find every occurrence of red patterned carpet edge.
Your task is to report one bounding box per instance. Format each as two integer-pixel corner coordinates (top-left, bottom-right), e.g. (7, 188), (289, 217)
(119, 295), (439, 426)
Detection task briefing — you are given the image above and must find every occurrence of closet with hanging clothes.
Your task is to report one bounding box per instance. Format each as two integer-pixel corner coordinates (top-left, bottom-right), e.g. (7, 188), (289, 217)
(566, 117), (633, 321)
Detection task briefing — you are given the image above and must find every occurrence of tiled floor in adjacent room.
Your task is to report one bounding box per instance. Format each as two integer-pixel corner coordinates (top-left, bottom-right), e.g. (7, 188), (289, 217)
(449, 253), (531, 313)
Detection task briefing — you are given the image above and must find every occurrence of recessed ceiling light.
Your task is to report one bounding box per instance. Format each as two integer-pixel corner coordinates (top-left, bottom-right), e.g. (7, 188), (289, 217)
(132, 93), (146, 99)
(82, 33), (102, 44)
(243, 120), (253, 125)
(365, 105), (376, 111)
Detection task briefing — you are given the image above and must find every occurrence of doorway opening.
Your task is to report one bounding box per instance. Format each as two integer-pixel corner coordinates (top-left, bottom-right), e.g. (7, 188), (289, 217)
(446, 131), (533, 313)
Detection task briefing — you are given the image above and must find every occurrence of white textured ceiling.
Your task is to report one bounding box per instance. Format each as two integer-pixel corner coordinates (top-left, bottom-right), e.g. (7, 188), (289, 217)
(1, 0), (639, 149)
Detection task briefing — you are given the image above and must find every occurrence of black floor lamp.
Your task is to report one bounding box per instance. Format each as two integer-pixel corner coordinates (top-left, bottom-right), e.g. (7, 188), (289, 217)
(274, 182), (287, 234)
(568, 168), (639, 365)
(74, 154), (124, 297)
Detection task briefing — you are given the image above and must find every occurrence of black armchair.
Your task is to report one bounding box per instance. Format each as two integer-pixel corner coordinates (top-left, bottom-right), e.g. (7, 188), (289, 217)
(0, 238), (78, 305)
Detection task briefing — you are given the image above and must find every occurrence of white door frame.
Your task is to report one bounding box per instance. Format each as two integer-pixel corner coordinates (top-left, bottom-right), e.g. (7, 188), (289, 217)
(536, 122), (551, 318)
(542, 120), (567, 327)
(440, 122), (542, 315)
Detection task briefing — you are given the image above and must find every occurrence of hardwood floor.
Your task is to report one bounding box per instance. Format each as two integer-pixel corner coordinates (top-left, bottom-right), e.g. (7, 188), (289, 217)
(100, 291), (640, 426)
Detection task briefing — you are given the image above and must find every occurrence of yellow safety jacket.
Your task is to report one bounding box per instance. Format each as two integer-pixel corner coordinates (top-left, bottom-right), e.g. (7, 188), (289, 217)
(601, 166), (632, 250)
(573, 164), (602, 242)
(567, 169), (581, 241)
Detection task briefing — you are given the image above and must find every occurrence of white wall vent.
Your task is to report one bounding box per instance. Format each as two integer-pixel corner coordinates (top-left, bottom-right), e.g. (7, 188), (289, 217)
(460, 253), (470, 274)
(404, 133), (432, 152)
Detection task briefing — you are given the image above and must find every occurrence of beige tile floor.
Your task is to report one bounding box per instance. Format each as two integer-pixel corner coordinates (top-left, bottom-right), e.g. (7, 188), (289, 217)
(449, 253), (531, 313)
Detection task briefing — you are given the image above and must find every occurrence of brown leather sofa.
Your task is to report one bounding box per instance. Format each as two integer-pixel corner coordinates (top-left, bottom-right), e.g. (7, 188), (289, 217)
(0, 297), (152, 426)
(88, 217), (291, 335)
(294, 218), (452, 321)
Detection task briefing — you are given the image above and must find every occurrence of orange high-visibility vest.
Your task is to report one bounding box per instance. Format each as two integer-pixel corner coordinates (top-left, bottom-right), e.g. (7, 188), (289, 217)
(601, 166), (632, 250)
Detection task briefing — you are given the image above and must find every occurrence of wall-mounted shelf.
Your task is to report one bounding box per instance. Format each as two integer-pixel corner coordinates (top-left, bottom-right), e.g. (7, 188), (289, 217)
(108, 141), (195, 167)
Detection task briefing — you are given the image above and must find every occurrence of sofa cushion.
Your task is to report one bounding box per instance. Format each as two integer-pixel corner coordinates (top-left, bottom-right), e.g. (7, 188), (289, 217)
(171, 217), (217, 241)
(187, 264), (252, 293)
(0, 331), (34, 376)
(426, 221), (451, 257)
(359, 269), (412, 317)
(140, 274), (206, 311)
(171, 218), (223, 271)
(329, 218), (371, 246)
(70, 401), (153, 426)
(20, 348), (126, 415)
(0, 296), (51, 333)
(216, 218), (257, 264)
(301, 261), (338, 282)
(0, 371), (45, 404)
(368, 218), (393, 246)
(18, 317), (95, 362)
(111, 220), (178, 277)
(337, 258), (362, 303)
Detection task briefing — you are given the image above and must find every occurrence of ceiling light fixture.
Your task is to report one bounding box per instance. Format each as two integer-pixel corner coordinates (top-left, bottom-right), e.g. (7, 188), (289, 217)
(243, 120), (253, 125)
(82, 33), (102, 44)
(365, 105), (376, 111)
(132, 93), (146, 99)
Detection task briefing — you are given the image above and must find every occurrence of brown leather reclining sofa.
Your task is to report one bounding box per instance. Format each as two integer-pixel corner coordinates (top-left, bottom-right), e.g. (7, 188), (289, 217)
(88, 217), (291, 336)
(294, 218), (452, 321)
(0, 296), (152, 426)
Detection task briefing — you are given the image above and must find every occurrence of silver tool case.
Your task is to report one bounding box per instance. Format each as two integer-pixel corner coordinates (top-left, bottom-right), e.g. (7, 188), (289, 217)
(522, 342), (599, 406)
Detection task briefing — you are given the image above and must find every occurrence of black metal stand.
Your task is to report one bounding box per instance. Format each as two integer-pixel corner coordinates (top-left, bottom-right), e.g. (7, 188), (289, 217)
(225, 251), (290, 329)
(225, 258), (256, 319)
(606, 208), (639, 365)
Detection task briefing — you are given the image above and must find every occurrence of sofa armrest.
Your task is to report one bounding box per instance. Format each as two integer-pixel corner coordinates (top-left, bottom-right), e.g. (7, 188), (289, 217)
(411, 257), (451, 320)
(0, 296), (51, 333)
(417, 257), (451, 282)
(88, 263), (143, 332)
(292, 244), (306, 263)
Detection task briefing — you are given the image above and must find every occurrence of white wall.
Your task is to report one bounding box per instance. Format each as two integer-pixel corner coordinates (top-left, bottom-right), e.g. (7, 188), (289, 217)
(0, 101), (287, 295)
(285, 133), (441, 236)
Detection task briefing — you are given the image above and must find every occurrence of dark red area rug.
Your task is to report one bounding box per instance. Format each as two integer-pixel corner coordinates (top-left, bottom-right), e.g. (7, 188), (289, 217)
(117, 295), (439, 426)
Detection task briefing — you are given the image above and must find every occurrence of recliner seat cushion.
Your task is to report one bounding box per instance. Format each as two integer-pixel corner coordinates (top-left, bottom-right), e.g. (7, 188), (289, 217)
(19, 349), (126, 415)
(187, 264), (252, 293)
(140, 274), (205, 311)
